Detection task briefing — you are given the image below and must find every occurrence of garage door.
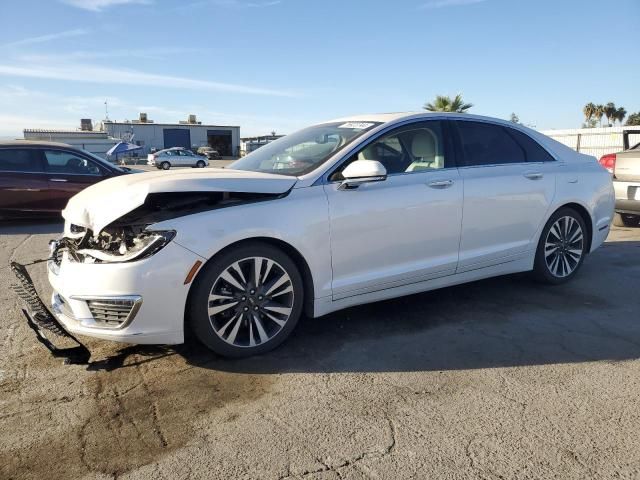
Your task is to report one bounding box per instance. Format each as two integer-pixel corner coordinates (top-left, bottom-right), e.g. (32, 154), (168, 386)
(163, 129), (191, 149)
(207, 130), (233, 156)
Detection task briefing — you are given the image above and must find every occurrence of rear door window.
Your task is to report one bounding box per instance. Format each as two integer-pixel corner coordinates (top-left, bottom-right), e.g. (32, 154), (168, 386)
(456, 121), (526, 166)
(504, 128), (555, 162)
(0, 149), (44, 172)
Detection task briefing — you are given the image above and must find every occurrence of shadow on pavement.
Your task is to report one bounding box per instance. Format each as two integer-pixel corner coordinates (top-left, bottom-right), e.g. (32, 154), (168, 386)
(179, 239), (640, 374)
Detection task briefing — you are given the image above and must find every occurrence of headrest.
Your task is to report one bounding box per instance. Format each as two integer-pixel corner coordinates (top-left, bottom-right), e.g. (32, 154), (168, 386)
(411, 132), (436, 159)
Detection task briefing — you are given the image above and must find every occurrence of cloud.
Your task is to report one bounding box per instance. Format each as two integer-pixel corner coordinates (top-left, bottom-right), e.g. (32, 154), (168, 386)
(0, 29), (89, 48)
(60, 0), (152, 12)
(18, 47), (205, 63)
(184, 0), (281, 9)
(0, 84), (309, 137)
(246, 1), (281, 7)
(0, 63), (299, 97)
(419, 0), (487, 9)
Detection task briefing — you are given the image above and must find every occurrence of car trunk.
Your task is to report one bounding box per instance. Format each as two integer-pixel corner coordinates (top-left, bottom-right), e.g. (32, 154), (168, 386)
(614, 151), (640, 182)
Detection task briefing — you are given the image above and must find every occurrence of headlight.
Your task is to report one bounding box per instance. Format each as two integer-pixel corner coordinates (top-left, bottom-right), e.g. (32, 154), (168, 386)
(76, 230), (175, 263)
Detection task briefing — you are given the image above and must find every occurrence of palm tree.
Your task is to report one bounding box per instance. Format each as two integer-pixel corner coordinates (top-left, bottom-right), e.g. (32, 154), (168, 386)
(594, 104), (605, 127)
(583, 103), (596, 125)
(604, 102), (617, 126)
(424, 94), (473, 113)
(614, 107), (627, 125)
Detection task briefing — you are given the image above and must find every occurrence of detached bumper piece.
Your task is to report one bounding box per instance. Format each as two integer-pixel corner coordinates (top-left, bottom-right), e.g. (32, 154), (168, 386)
(10, 261), (90, 365)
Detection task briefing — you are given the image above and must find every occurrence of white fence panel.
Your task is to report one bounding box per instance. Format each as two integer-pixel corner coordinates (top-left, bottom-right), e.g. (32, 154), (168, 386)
(541, 126), (640, 159)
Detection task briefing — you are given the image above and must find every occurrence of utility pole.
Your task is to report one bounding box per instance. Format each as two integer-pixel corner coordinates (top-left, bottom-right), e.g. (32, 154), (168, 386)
(104, 100), (110, 121)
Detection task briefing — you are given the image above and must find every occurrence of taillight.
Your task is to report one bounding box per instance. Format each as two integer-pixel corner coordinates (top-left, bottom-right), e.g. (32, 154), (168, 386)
(599, 153), (616, 173)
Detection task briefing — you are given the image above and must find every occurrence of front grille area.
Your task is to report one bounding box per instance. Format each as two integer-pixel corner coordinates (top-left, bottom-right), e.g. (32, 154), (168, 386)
(86, 297), (142, 329)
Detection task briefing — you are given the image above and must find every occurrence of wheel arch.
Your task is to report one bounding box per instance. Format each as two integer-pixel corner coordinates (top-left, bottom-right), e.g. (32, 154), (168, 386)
(184, 236), (316, 327)
(553, 202), (594, 253)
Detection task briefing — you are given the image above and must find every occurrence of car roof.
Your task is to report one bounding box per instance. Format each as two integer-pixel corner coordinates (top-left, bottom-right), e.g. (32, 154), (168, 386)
(324, 111), (530, 127)
(0, 140), (75, 149)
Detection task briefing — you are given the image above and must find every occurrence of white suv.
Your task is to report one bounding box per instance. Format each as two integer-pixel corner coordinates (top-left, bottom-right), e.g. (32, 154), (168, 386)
(147, 147), (209, 170)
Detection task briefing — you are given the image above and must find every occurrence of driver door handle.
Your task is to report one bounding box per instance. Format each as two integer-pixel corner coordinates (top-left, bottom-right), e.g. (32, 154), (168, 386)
(49, 178), (68, 182)
(524, 172), (543, 180)
(427, 179), (454, 189)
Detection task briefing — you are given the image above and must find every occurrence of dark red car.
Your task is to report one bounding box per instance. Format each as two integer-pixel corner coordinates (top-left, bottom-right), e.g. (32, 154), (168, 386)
(0, 141), (131, 218)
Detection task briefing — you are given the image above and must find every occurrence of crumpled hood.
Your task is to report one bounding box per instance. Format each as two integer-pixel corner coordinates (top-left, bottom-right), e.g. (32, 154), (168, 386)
(62, 168), (297, 233)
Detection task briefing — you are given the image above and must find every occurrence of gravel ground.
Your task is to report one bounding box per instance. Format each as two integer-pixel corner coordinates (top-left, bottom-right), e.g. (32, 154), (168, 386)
(1, 222), (639, 479)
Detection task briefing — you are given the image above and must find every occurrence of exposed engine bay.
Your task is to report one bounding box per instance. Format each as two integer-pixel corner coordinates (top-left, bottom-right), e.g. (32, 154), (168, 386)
(53, 191), (283, 265)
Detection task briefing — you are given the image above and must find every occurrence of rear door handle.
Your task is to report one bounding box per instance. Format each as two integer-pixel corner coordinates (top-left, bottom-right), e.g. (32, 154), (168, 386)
(524, 172), (543, 180)
(49, 178), (68, 182)
(427, 179), (454, 188)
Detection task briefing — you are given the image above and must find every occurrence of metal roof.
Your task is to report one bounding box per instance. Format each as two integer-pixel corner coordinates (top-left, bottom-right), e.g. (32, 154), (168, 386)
(103, 121), (240, 129)
(0, 140), (74, 148)
(23, 129), (109, 135)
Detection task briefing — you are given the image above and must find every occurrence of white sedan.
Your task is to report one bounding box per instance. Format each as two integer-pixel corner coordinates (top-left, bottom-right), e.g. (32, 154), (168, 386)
(147, 147), (209, 170)
(45, 112), (613, 357)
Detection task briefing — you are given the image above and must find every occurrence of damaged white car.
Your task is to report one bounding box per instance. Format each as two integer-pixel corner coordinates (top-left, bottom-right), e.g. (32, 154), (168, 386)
(13, 113), (614, 358)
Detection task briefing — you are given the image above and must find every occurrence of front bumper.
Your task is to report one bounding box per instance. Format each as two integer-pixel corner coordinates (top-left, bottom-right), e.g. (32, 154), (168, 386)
(48, 240), (205, 345)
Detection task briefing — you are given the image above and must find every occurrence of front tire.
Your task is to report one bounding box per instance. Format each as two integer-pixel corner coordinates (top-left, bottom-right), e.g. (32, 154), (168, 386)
(533, 208), (588, 284)
(613, 212), (640, 227)
(188, 242), (304, 357)
(196, 160), (206, 168)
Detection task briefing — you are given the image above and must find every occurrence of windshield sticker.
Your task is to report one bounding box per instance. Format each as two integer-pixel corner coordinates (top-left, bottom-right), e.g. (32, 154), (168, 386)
(338, 122), (374, 130)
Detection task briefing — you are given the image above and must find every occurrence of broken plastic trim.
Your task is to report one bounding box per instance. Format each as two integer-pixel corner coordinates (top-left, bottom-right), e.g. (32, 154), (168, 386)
(10, 261), (90, 365)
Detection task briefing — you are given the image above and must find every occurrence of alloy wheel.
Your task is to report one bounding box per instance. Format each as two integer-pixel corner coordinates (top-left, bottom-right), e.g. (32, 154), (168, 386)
(207, 257), (294, 348)
(544, 215), (584, 278)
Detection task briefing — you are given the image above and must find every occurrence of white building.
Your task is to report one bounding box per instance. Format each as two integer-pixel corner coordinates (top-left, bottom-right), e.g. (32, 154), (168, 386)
(541, 126), (640, 158)
(22, 129), (119, 158)
(102, 114), (240, 158)
(23, 115), (241, 159)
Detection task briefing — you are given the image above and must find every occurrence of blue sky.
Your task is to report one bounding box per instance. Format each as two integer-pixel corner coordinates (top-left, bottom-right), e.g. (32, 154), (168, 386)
(0, 0), (638, 137)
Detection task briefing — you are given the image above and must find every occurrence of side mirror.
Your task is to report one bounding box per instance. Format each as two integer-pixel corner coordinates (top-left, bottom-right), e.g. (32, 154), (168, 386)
(339, 160), (387, 190)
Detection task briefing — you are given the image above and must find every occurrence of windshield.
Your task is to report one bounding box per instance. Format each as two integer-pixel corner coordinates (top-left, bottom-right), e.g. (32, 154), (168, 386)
(229, 121), (381, 176)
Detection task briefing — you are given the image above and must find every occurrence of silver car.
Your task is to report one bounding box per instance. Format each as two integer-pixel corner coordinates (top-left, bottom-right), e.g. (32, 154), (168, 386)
(147, 147), (209, 170)
(600, 142), (640, 227)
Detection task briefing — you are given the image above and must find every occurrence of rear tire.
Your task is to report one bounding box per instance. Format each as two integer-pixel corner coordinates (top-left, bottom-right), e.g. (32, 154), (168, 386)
(160, 161), (171, 170)
(613, 212), (640, 227)
(533, 208), (588, 285)
(188, 241), (304, 357)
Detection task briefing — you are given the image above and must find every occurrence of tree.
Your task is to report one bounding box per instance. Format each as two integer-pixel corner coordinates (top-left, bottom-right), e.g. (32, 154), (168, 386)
(626, 112), (640, 126)
(583, 103), (596, 125)
(509, 112), (520, 124)
(614, 107), (627, 125)
(424, 94), (473, 113)
(594, 104), (605, 127)
(604, 102), (617, 126)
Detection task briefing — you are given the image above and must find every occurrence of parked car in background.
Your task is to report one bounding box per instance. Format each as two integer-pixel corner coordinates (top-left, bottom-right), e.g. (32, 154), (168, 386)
(197, 146), (222, 160)
(147, 147), (209, 170)
(600, 142), (640, 227)
(37, 112), (614, 359)
(0, 141), (131, 218)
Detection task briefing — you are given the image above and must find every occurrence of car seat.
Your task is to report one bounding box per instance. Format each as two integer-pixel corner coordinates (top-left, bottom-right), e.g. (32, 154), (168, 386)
(406, 131), (442, 171)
